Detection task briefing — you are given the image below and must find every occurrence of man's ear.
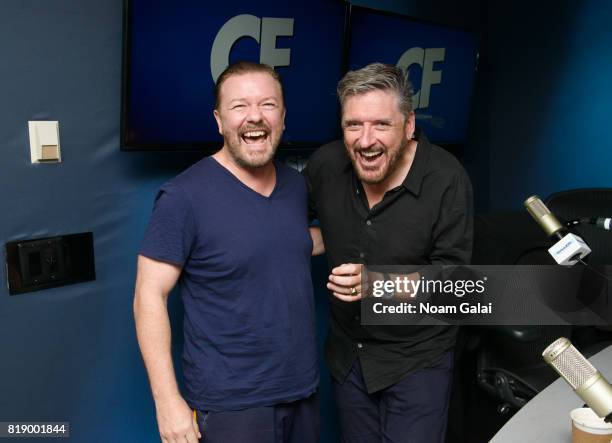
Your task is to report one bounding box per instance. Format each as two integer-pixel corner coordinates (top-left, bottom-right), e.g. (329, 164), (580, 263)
(404, 111), (416, 139)
(213, 109), (223, 135)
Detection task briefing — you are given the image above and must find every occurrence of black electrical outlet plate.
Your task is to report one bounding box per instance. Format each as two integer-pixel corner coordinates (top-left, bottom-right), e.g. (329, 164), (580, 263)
(5, 232), (95, 295)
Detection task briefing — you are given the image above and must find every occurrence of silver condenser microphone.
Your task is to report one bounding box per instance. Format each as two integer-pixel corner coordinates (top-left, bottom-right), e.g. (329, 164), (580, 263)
(542, 337), (612, 422)
(525, 195), (591, 265)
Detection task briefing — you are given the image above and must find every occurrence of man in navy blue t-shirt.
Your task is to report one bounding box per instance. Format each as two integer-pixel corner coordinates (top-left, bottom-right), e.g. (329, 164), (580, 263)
(134, 62), (320, 443)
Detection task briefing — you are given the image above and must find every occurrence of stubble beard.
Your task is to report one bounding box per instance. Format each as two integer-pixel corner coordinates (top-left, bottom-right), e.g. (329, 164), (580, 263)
(224, 124), (280, 169)
(349, 138), (409, 185)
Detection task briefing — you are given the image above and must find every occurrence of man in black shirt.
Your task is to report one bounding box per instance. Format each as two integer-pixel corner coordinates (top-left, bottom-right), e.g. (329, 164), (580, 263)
(305, 63), (473, 442)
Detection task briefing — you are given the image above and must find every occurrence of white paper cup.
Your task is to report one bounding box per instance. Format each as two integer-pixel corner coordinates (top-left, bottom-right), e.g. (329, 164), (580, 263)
(571, 407), (612, 443)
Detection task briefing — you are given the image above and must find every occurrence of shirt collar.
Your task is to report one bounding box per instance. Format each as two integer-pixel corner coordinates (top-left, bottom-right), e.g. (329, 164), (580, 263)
(401, 127), (431, 197)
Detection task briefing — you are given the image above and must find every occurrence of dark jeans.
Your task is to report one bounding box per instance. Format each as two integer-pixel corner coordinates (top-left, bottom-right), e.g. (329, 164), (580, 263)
(334, 353), (454, 443)
(196, 392), (319, 443)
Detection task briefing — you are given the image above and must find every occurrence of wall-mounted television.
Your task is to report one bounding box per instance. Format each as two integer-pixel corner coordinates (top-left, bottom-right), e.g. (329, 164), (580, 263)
(347, 5), (479, 144)
(121, 0), (347, 151)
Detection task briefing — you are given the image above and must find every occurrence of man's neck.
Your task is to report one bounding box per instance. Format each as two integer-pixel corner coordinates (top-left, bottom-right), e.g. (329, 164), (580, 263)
(362, 140), (417, 208)
(213, 148), (276, 197)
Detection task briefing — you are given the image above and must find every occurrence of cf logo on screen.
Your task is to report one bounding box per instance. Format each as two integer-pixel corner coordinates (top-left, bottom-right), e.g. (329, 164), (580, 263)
(397, 48), (446, 110)
(211, 14), (294, 82)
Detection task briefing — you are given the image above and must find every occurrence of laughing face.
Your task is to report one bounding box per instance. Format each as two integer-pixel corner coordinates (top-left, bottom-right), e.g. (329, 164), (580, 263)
(214, 71), (285, 169)
(341, 89), (415, 185)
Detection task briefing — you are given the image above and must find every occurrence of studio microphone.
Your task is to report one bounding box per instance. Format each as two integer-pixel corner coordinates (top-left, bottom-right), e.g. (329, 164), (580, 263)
(542, 337), (612, 423)
(567, 217), (612, 231)
(524, 195), (591, 266)
(593, 217), (612, 231)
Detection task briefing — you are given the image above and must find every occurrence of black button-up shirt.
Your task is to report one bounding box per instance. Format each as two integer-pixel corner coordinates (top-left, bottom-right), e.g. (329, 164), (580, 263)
(305, 130), (473, 393)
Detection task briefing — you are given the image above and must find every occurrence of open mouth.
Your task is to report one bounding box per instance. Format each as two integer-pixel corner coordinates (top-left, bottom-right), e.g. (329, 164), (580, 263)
(241, 129), (269, 145)
(358, 149), (384, 164)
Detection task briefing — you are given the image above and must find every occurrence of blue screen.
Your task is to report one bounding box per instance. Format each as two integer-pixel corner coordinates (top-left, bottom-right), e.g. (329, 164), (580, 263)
(124, 0), (346, 149)
(348, 7), (478, 143)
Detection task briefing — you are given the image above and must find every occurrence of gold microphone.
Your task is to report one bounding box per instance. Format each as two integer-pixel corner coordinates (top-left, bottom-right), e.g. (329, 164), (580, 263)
(524, 195), (565, 239)
(543, 337), (612, 422)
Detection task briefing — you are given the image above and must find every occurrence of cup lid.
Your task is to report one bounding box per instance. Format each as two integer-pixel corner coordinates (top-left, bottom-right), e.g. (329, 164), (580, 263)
(571, 408), (612, 435)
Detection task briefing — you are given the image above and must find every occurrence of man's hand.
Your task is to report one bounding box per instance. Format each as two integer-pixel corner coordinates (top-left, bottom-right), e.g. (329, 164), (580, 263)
(155, 394), (201, 443)
(328, 263), (362, 302)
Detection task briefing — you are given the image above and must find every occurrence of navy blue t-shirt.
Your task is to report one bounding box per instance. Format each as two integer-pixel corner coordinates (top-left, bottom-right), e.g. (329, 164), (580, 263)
(140, 157), (319, 411)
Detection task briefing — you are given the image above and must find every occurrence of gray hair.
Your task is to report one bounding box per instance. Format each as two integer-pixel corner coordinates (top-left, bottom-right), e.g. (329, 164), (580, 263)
(337, 63), (414, 117)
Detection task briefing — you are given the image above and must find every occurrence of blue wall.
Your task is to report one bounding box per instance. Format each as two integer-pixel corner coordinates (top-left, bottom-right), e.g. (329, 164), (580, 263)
(484, 1), (612, 210)
(0, 1), (202, 441)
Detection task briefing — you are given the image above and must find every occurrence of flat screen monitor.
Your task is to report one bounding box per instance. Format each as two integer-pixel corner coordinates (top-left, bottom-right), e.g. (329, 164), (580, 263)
(122, 0), (347, 151)
(347, 6), (479, 144)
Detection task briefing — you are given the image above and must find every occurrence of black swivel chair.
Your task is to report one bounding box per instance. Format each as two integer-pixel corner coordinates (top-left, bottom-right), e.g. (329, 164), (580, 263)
(472, 189), (612, 415)
(545, 189), (612, 349)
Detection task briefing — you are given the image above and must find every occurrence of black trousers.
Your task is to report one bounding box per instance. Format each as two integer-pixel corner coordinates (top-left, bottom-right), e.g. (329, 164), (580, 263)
(333, 352), (454, 443)
(196, 392), (319, 443)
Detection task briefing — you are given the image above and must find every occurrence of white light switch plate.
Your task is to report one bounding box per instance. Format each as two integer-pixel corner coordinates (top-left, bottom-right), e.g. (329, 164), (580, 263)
(28, 121), (61, 163)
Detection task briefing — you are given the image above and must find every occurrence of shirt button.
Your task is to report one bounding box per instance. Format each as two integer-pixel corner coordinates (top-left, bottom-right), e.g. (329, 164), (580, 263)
(354, 315), (360, 321)
(357, 342), (363, 349)
(359, 252), (365, 259)
(366, 220), (372, 226)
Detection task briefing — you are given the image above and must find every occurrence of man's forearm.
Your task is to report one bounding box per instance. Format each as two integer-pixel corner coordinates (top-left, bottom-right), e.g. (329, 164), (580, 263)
(309, 227), (325, 256)
(134, 292), (181, 402)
